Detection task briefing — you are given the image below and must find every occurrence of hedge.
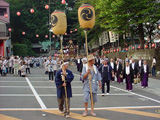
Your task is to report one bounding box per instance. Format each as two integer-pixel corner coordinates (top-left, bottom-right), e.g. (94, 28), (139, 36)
(13, 44), (28, 57)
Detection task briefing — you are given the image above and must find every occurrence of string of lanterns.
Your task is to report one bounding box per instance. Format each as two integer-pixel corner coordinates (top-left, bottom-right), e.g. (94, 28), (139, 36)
(6, 0), (79, 39)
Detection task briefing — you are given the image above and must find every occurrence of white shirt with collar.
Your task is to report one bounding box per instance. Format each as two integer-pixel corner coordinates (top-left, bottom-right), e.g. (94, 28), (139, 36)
(132, 63), (135, 70)
(117, 63), (119, 70)
(77, 59), (80, 64)
(139, 60), (142, 67)
(46, 59), (55, 72)
(126, 66), (130, 75)
(143, 64), (147, 73)
(110, 62), (114, 69)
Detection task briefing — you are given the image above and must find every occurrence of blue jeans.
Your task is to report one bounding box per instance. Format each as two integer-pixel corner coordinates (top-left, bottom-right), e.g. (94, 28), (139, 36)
(152, 67), (156, 76)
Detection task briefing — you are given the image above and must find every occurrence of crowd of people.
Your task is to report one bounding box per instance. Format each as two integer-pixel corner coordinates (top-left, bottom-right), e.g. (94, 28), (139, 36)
(0, 54), (157, 118)
(76, 55), (157, 95)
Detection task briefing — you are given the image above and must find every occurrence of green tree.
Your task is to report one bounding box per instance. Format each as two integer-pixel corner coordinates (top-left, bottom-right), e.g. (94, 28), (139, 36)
(13, 44), (28, 57)
(96, 0), (160, 46)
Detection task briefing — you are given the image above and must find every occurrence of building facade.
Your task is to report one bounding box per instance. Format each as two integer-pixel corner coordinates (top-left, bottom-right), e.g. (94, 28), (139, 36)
(0, 0), (11, 57)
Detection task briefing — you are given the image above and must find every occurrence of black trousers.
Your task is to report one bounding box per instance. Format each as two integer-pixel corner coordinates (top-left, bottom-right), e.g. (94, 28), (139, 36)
(102, 80), (110, 93)
(26, 68), (30, 74)
(49, 72), (54, 80)
(9, 67), (12, 74)
(0, 68), (2, 75)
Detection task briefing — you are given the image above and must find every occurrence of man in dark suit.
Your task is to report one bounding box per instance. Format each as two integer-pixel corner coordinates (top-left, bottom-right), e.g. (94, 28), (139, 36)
(139, 60), (151, 88)
(130, 59), (139, 83)
(123, 61), (134, 91)
(55, 62), (74, 118)
(76, 56), (82, 72)
(137, 56), (143, 69)
(116, 60), (123, 84)
(110, 58), (116, 82)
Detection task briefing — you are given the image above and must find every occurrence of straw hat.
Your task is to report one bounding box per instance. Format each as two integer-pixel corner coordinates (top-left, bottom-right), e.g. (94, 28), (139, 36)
(88, 54), (94, 61)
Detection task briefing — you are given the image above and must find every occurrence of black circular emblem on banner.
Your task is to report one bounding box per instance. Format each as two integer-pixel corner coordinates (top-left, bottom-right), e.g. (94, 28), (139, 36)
(51, 15), (58, 27)
(80, 8), (93, 21)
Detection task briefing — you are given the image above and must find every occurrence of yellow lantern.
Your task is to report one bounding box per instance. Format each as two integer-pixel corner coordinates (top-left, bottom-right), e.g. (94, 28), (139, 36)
(78, 3), (95, 30)
(51, 10), (67, 35)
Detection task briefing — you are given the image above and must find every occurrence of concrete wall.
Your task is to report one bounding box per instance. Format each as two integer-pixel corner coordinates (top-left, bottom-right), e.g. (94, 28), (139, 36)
(105, 49), (160, 71)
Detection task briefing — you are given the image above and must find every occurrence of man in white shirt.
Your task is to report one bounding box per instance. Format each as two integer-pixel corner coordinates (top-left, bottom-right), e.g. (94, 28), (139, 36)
(46, 56), (56, 82)
(25, 58), (31, 74)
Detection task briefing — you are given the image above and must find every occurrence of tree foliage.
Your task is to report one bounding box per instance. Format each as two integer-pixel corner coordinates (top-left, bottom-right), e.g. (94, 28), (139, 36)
(13, 44), (28, 57)
(96, 0), (160, 45)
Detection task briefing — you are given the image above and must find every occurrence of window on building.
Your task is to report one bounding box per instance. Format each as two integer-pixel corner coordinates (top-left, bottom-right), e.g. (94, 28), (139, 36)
(0, 8), (7, 16)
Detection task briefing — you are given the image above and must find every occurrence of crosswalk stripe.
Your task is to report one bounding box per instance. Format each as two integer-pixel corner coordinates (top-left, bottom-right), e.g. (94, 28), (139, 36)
(42, 110), (109, 120)
(0, 114), (21, 120)
(107, 108), (160, 118)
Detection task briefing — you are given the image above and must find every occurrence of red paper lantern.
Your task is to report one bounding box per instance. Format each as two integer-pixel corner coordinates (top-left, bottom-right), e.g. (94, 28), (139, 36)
(8, 28), (12, 32)
(65, 33), (67, 35)
(22, 32), (25, 35)
(30, 9), (34, 13)
(61, 0), (66, 4)
(132, 46), (135, 49)
(138, 46), (141, 49)
(70, 31), (73, 33)
(17, 11), (21, 16)
(75, 29), (78, 31)
(45, 5), (49, 9)
(117, 48), (119, 52)
(145, 45), (148, 48)
(114, 49), (116, 52)
(52, 35), (55, 38)
(36, 34), (39, 37)
(108, 50), (110, 53)
(45, 35), (48, 38)
(152, 44), (155, 47)
(126, 48), (128, 51)
(4, 14), (8, 18)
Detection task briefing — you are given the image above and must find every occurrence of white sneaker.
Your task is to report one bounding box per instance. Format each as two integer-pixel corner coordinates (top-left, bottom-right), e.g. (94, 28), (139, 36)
(66, 115), (70, 118)
(141, 87), (144, 89)
(59, 111), (63, 114)
(106, 93), (109, 95)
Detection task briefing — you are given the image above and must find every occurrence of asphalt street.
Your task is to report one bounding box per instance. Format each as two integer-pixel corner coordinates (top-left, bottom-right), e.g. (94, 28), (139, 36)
(0, 66), (160, 120)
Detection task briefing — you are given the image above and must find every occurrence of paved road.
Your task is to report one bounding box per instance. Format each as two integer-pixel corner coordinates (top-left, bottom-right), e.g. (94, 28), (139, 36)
(0, 66), (160, 120)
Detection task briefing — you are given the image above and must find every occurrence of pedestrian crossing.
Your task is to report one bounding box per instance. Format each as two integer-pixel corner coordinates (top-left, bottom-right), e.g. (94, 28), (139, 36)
(1, 107), (160, 120)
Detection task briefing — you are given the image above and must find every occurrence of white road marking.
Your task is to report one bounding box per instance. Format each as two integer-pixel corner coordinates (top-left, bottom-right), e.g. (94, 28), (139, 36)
(25, 77), (47, 109)
(0, 81), (26, 83)
(0, 94), (34, 96)
(0, 86), (83, 88)
(0, 106), (160, 111)
(0, 81), (82, 83)
(0, 86), (30, 88)
(73, 73), (80, 77)
(111, 85), (160, 104)
(0, 93), (133, 97)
